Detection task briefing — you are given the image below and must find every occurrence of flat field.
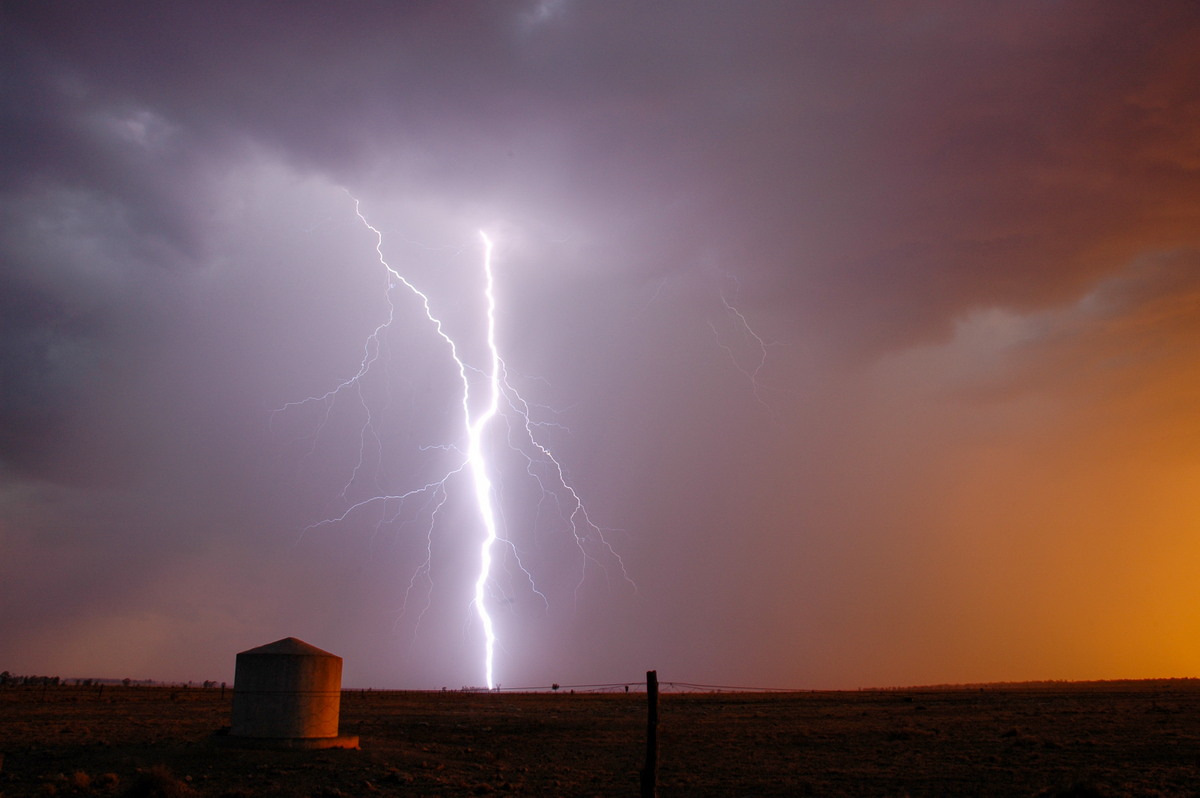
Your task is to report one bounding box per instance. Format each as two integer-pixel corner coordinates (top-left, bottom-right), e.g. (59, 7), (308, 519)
(3, 681), (1200, 796)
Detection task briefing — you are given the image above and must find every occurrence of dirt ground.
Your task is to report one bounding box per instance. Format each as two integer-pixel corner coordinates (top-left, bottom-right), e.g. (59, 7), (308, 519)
(2, 680), (1199, 796)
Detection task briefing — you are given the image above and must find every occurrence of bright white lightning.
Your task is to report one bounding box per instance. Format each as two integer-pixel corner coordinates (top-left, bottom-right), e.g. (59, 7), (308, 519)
(280, 198), (631, 690)
(468, 232), (500, 689)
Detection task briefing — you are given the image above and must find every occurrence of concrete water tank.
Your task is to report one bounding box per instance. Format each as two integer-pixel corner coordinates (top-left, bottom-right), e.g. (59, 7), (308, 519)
(225, 637), (358, 749)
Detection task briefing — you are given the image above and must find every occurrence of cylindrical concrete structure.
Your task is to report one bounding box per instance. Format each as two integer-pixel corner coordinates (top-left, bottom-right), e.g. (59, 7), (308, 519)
(226, 637), (356, 748)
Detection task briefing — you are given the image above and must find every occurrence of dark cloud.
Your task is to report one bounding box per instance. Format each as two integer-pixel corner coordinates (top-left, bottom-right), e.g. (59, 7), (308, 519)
(2, 1), (1199, 688)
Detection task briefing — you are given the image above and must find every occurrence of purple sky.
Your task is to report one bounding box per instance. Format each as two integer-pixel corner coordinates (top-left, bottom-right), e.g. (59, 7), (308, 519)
(3, 1), (1200, 689)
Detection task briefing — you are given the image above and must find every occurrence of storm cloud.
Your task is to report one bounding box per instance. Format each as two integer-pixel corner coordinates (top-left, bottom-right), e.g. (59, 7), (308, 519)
(2, 1), (1199, 689)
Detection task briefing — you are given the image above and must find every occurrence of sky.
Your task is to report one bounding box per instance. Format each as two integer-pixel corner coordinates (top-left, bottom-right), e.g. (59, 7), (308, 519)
(2, 1), (1199, 690)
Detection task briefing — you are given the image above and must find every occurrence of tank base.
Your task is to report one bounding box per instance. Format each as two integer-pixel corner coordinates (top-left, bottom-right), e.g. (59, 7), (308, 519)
(213, 732), (360, 750)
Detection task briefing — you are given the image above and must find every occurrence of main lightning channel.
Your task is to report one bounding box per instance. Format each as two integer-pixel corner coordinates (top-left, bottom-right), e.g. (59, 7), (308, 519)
(468, 232), (500, 689)
(279, 197), (634, 690)
(352, 207), (503, 688)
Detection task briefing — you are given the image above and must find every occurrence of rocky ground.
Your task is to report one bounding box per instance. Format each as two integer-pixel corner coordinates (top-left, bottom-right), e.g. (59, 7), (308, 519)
(2, 680), (1199, 796)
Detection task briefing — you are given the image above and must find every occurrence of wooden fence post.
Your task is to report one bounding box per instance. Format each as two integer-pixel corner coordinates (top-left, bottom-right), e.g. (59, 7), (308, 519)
(640, 670), (658, 798)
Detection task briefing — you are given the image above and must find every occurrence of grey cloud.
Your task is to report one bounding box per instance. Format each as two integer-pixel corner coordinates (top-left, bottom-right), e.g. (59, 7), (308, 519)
(3, 0), (1200, 688)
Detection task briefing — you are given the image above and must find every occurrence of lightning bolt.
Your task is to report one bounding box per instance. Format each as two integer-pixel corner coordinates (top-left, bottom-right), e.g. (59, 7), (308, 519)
(277, 195), (631, 689)
(467, 231), (501, 689)
(709, 271), (776, 410)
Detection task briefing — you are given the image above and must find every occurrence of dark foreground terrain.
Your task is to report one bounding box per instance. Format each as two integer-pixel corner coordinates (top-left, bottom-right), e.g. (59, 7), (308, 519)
(3, 680), (1200, 796)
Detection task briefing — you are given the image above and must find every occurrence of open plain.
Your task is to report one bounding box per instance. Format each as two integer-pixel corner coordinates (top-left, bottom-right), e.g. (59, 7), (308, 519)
(2, 680), (1199, 796)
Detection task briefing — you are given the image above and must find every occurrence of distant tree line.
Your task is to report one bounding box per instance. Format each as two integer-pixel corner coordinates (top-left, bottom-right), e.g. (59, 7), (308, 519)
(1, 671), (236, 688)
(0, 671), (61, 686)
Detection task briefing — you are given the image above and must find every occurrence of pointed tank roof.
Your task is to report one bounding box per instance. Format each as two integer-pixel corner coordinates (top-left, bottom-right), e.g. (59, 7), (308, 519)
(238, 637), (337, 658)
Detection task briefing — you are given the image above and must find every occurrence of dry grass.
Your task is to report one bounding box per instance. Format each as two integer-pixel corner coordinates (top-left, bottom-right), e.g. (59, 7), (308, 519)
(1, 681), (1199, 796)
